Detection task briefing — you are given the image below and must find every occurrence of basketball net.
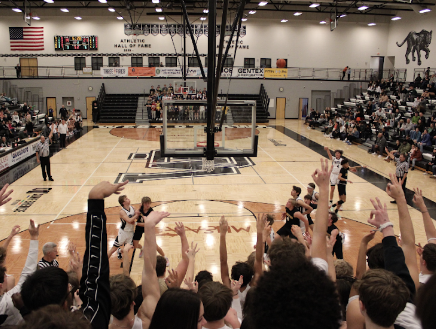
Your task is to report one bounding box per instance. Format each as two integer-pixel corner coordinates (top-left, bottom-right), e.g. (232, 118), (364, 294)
(182, 91), (188, 100)
(202, 158), (215, 173)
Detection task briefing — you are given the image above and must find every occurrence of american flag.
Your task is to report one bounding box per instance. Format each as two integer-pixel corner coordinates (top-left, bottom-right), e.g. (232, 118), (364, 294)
(9, 27), (44, 51)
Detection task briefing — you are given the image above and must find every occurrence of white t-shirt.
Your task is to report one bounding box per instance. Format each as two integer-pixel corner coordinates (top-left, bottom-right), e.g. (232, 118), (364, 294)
(419, 272), (432, 284)
(58, 123), (68, 134)
(238, 284), (251, 309)
(203, 326), (231, 329)
(311, 257), (328, 274)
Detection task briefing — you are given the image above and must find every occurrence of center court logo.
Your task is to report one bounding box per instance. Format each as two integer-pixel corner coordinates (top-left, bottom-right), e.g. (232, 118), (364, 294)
(115, 150), (255, 183)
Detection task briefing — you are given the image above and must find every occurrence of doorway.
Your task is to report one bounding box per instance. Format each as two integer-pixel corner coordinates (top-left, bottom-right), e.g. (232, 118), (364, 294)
(276, 98), (286, 120)
(299, 98), (309, 120)
(370, 56), (384, 81)
(46, 97), (56, 118)
(86, 97), (96, 120)
(20, 58), (38, 78)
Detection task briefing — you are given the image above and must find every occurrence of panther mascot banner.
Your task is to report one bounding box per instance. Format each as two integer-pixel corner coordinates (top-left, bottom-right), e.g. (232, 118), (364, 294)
(396, 30), (432, 66)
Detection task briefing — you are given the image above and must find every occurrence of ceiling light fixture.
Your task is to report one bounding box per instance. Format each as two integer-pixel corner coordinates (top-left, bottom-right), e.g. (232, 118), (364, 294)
(117, 16), (123, 20)
(294, 12), (302, 16)
(98, 0), (107, 3)
(200, 17), (206, 20)
(281, 19), (288, 22)
(391, 16), (401, 20)
(152, 0), (160, 3)
(75, 16), (82, 20)
(241, 17), (248, 21)
(155, 7), (162, 12)
(12, 8), (22, 12)
(108, 8), (115, 12)
(60, 8), (69, 12)
(249, 10), (256, 14)
(309, 3), (320, 8)
(43, 0), (54, 3)
(203, 9), (208, 13)
(158, 16), (165, 20)
(258, 1), (268, 6)
(33, 16), (41, 20)
(320, 20), (327, 24)
(419, 8), (431, 13)
(368, 22), (376, 26)
(340, 14), (346, 17)
(358, 5), (368, 10)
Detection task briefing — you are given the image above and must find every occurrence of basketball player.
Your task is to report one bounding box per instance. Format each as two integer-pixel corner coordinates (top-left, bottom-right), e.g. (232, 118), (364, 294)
(306, 182), (319, 209)
(108, 195), (141, 260)
(291, 186), (313, 215)
(324, 147), (343, 204)
(331, 159), (365, 216)
(276, 198), (309, 239)
(132, 196), (166, 260)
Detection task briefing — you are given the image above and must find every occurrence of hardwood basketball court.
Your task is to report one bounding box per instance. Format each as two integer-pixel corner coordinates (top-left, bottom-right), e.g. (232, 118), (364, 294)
(1, 120), (432, 285)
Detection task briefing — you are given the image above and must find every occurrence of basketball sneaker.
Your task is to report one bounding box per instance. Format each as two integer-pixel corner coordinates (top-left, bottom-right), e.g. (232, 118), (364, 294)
(138, 249), (143, 258)
(117, 248), (122, 260)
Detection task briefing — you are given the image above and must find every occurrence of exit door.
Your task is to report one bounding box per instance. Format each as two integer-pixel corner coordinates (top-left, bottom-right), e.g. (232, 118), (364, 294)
(46, 97), (56, 117)
(276, 98), (286, 120)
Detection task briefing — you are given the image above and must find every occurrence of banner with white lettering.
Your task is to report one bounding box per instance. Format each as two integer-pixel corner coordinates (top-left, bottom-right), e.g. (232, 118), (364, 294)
(155, 67), (183, 77)
(100, 67), (128, 77)
(0, 140), (39, 173)
(186, 68), (208, 77)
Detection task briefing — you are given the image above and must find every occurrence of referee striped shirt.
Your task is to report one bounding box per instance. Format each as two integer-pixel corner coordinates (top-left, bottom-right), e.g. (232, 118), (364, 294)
(37, 258), (59, 269)
(35, 139), (50, 157)
(395, 158), (409, 178)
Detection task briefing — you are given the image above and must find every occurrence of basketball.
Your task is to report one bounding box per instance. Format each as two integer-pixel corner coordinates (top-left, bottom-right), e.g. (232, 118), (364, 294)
(276, 58), (286, 68)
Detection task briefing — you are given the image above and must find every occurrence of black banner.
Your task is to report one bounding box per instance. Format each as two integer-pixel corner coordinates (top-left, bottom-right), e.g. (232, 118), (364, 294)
(169, 24), (177, 36)
(151, 24), (160, 36)
(143, 24), (150, 36)
(160, 24), (168, 36)
(122, 24), (247, 37)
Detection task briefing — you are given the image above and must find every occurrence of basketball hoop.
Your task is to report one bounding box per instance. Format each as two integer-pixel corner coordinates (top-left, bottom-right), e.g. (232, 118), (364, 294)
(182, 91), (188, 100)
(202, 158), (215, 173)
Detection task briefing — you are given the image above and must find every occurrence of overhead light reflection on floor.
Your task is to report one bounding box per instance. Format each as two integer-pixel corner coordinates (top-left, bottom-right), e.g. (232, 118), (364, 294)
(11, 235), (22, 254)
(205, 234), (215, 247)
(210, 265), (218, 275)
(72, 221), (80, 230)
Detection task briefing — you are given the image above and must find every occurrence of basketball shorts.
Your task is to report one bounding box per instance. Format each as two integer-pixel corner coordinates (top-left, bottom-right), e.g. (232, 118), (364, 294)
(330, 173), (339, 186)
(338, 184), (347, 196)
(113, 229), (134, 247)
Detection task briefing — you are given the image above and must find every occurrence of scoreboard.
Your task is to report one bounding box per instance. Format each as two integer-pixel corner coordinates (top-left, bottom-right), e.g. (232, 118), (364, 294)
(54, 36), (98, 51)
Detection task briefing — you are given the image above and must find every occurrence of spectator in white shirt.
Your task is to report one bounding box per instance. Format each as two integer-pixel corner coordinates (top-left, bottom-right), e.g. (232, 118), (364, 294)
(58, 119), (68, 149)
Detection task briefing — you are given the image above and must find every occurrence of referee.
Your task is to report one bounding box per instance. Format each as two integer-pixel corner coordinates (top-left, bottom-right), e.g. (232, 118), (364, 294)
(35, 123), (54, 181)
(387, 151), (408, 204)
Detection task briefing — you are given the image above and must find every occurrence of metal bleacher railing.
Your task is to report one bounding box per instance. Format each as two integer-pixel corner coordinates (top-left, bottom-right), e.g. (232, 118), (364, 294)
(0, 65), (411, 82)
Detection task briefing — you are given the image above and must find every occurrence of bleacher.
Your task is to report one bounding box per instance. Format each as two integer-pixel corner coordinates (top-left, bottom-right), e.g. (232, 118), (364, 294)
(314, 88), (436, 171)
(99, 94), (141, 124)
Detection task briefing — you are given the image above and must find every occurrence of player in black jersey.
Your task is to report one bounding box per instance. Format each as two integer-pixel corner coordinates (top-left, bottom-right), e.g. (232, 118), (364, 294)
(327, 212), (343, 259)
(133, 196), (166, 259)
(276, 198), (309, 239)
(331, 159), (365, 216)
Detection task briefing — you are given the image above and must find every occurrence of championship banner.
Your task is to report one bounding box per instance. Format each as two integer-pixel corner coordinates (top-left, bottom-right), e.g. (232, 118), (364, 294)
(124, 24), (133, 35)
(160, 24), (168, 36)
(155, 67), (182, 77)
(264, 68), (288, 78)
(132, 24), (143, 35)
(143, 24), (151, 36)
(100, 67), (128, 77)
(128, 67), (156, 77)
(194, 24), (203, 37)
(151, 24), (160, 36)
(169, 24), (177, 36)
(236, 68), (264, 78)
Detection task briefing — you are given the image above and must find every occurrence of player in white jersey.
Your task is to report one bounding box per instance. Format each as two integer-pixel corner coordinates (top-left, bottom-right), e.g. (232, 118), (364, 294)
(306, 182), (319, 209)
(108, 195), (141, 260)
(324, 147), (343, 205)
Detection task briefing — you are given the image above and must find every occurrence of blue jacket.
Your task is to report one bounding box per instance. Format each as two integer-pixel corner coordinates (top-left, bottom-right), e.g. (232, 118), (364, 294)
(409, 130), (421, 142)
(421, 133), (432, 146)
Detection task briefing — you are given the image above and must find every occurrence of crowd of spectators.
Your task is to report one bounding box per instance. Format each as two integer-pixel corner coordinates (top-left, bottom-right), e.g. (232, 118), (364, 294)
(0, 158), (434, 329)
(305, 72), (436, 172)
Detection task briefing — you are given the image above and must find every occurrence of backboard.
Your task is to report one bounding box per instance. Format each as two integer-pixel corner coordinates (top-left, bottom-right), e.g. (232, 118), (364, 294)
(174, 80), (197, 94)
(160, 99), (258, 159)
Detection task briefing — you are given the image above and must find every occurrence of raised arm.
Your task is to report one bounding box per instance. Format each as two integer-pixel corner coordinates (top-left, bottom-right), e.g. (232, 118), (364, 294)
(297, 200), (313, 215)
(294, 212), (310, 234)
(219, 216), (231, 288)
(311, 159), (332, 262)
(48, 123), (54, 140)
(355, 231), (376, 279)
(184, 242), (200, 288)
(80, 180), (128, 329)
(1, 225), (20, 252)
(253, 214), (266, 286)
(324, 146), (333, 160)
(413, 188), (436, 243)
(0, 183), (13, 207)
(120, 208), (140, 225)
(138, 211), (170, 329)
(386, 173), (419, 291)
(174, 222), (190, 285)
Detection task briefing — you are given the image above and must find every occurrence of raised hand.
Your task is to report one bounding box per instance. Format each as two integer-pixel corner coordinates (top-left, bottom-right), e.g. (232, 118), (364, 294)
(0, 183), (13, 207)
(257, 214), (266, 233)
(219, 216), (228, 235)
(361, 230), (376, 244)
(231, 275), (243, 295)
(145, 211), (170, 226)
(28, 219), (39, 240)
(312, 158), (333, 189)
(165, 269), (180, 288)
(88, 180), (129, 199)
(174, 222), (185, 236)
(185, 241), (200, 260)
(386, 173), (405, 201)
(412, 188), (426, 210)
(8, 225), (20, 238)
(367, 198), (389, 229)
(183, 277), (198, 293)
